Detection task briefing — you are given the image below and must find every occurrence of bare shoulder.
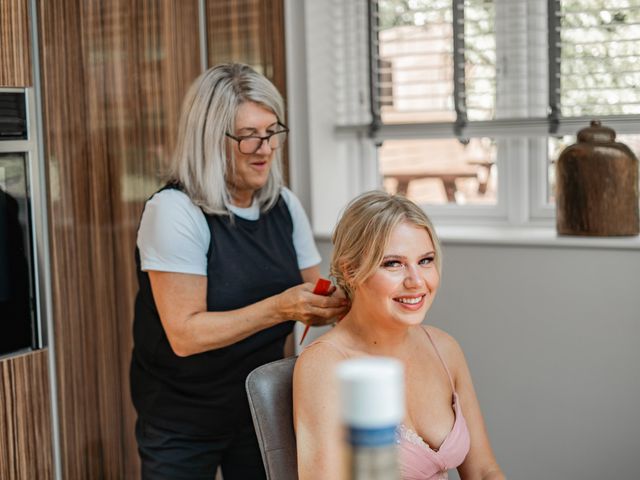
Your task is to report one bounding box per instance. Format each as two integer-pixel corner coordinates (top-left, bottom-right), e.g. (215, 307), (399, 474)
(422, 324), (467, 371)
(423, 324), (461, 350)
(297, 326), (350, 363)
(294, 339), (346, 381)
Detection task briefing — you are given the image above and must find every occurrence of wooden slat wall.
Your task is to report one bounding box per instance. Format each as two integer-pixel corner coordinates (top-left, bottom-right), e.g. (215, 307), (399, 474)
(0, 0), (54, 479)
(36, 1), (201, 477)
(0, 0), (32, 86)
(0, 350), (53, 480)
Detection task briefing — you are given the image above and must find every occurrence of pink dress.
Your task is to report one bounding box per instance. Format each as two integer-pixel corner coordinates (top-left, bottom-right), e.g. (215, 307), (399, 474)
(396, 328), (470, 479)
(306, 327), (471, 480)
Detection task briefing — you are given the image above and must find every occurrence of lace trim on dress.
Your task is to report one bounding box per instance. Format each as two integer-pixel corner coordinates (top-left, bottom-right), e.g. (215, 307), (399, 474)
(397, 424), (432, 450)
(396, 425), (450, 478)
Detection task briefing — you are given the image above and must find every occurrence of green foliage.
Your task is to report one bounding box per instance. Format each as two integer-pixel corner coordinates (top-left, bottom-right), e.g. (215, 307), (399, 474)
(560, 0), (640, 115)
(378, 0), (450, 30)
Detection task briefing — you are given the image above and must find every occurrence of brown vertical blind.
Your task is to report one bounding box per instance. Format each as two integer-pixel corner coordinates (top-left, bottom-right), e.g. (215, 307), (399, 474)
(206, 0), (287, 94)
(206, 0), (288, 182)
(37, 1), (201, 477)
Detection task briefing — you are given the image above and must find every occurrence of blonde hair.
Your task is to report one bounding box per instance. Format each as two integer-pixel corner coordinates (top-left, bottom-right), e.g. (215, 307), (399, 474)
(167, 63), (285, 215)
(330, 191), (442, 300)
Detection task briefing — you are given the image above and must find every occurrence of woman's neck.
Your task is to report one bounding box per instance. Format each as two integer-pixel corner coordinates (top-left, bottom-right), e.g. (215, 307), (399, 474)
(228, 190), (254, 208)
(337, 305), (412, 357)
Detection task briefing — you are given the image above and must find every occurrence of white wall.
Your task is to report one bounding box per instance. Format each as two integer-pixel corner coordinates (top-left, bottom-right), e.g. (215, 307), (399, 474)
(287, 0), (378, 233)
(431, 243), (640, 479)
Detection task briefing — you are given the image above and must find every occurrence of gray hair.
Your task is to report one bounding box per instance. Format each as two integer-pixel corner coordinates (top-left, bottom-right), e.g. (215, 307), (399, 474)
(167, 63), (285, 214)
(330, 190), (442, 300)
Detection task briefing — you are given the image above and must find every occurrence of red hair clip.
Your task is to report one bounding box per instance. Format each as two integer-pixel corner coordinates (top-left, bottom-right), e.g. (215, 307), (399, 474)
(299, 278), (332, 345)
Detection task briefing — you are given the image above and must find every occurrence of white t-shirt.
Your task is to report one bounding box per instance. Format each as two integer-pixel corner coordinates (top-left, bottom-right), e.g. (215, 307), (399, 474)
(137, 187), (321, 276)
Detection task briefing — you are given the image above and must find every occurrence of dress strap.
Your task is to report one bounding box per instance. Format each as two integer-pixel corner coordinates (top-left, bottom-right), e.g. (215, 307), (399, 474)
(303, 339), (350, 360)
(421, 327), (455, 392)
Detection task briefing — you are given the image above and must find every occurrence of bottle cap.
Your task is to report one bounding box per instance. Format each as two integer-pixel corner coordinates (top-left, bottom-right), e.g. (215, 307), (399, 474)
(337, 357), (404, 428)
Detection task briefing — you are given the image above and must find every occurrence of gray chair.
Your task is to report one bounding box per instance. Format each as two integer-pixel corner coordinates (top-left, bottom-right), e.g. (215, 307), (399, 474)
(246, 356), (298, 480)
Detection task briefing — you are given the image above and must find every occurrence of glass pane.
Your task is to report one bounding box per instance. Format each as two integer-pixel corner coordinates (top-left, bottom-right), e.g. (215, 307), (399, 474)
(0, 92), (27, 139)
(547, 133), (640, 203)
(376, 0), (496, 123)
(379, 138), (497, 205)
(377, 1), (454, 123)
(0, 153), (36, 355)
(560, 0), (640, 116)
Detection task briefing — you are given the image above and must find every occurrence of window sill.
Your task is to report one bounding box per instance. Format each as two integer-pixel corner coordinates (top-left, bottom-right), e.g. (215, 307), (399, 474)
(314, 225), (640, 250)
(435, 225), (640, 250)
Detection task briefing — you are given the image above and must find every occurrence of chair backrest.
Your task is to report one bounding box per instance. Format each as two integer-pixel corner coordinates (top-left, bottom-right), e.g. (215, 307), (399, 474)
(246, 356), (298, 480)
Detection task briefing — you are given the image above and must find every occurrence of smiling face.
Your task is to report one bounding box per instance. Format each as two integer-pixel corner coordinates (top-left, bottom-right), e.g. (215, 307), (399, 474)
(353, 221), (440, 328)
(226, 101), (279, 207)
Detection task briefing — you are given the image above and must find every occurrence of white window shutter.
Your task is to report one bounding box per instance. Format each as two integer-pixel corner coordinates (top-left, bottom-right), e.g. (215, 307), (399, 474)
(495, 0), (548, 119)
(333, 0), (372, 126)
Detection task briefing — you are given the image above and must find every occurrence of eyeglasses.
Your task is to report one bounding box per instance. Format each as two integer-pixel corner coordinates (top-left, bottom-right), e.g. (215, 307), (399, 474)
(226, 122), (289, 154)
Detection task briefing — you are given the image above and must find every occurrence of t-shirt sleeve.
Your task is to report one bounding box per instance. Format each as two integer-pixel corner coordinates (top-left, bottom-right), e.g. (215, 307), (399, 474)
(281, 187), (322, 270)
(137, 189), (209, 275)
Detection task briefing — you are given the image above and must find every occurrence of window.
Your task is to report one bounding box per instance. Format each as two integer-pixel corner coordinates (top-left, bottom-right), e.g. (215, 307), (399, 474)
(368, 0), (640, 224)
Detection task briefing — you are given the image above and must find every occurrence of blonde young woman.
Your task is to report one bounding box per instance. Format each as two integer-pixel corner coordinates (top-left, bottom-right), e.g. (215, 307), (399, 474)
(130, 63), (348, 480)
(293, 191), (504, 480)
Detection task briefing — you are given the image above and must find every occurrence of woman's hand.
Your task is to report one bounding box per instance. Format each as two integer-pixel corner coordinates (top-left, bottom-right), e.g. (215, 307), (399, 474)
(274, 282), (350, 326)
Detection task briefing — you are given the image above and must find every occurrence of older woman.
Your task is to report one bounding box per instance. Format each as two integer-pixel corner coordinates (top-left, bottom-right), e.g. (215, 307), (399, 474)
(130, 63), (348, 480)
(293, 191), (504, 480)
